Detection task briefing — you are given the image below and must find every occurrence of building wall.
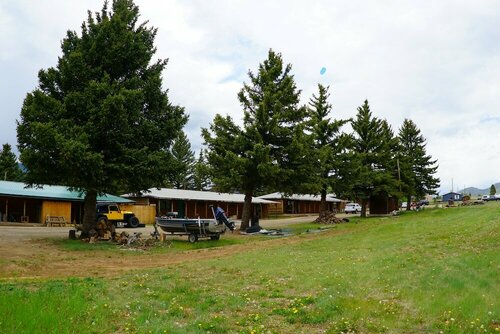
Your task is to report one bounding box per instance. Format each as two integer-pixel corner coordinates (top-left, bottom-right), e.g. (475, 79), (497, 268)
(120, 204), (156, 225)
(264, 198), (343, 215)
(267, 200), (284, 215)
(370, 195), (398, 214)
(443, 193), (462, 202)
(41, 201), (72, 224)
(0, 197), (43, 223)
(128, 196), (270, 220)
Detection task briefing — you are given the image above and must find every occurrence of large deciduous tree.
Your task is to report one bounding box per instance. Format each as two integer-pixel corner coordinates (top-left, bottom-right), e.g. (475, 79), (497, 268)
(202, 50), (312, 230)
(17, 0), (187, 235)
(306, 84), (348, 212)
(0, 143), (24, 182)
(397, 119), (439, 209)
(350, 100), (399, 217)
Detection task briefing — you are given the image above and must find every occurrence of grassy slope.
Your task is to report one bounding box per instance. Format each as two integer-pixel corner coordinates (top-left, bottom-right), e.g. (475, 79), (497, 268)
(1, 204), (498, 333)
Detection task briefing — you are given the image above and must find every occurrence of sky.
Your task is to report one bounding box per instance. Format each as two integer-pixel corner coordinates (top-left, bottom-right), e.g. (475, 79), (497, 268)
(1, 0), (499, 194)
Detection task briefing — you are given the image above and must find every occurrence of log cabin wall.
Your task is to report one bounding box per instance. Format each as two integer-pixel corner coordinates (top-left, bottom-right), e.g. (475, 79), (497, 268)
(267, 200), (284, 215)
(120, 204), (157, 225)
(41, 201), (71, 224)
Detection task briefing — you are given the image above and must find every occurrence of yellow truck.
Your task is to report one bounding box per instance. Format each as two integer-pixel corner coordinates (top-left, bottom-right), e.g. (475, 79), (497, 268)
(96, 203), (140, 228)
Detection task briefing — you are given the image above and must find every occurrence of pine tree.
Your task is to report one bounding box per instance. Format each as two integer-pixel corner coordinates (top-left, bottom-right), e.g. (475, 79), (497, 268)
(169, 132), (195, 189)
(192, 150), (211, 191)
(489, 184), (496, 196)
(0, 143), (24, 182)
(306, 84), (348, 212)
(350, 100), (399, 217)
(17, 0), (187, 235)
(397, 119), (439, 209)
(202, 50), (312, 229)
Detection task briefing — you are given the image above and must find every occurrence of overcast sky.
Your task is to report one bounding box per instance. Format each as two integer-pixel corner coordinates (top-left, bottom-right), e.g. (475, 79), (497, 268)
(1, 0), (499, 193)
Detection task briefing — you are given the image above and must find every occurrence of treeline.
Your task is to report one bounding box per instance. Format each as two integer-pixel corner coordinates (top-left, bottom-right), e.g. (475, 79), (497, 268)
(201, 50), (439, 228)
(14, 0), (438, 233)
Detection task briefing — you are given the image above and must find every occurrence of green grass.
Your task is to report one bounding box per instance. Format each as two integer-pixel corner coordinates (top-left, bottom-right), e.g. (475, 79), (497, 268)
(1, 204), (499, 333)
(53, 234), (245, 254)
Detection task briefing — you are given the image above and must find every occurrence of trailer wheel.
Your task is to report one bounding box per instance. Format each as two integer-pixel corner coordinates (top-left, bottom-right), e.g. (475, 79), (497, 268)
(210, 235), (220, 241)
(188, 234), (198, 243)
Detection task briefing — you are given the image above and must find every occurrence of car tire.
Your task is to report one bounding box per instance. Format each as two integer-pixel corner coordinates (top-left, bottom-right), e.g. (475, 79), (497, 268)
(128, 216), (140, 228)
(188, 233), (198, 243)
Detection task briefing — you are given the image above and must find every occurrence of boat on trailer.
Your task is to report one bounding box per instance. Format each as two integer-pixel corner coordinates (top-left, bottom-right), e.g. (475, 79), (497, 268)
(155, 206), (235, 243)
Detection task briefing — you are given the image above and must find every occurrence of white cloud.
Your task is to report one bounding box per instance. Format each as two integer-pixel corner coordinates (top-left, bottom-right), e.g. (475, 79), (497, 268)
(1, 0), (499, 191)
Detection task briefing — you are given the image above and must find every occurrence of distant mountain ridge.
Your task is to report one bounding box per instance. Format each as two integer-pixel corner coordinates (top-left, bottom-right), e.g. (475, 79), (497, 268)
(458, 182), (500, 196)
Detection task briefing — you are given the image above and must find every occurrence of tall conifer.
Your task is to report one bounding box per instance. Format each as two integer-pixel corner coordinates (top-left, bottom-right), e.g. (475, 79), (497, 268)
(17, 0), (187, 234)
(397, 119), (439, 209)
(203, 50), (312, 229)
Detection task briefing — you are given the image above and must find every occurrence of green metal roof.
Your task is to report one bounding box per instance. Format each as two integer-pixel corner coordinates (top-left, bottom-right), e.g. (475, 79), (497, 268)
(0, 180), (133, 203)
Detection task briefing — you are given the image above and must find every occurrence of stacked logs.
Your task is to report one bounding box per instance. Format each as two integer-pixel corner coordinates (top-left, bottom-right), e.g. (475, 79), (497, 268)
(314, 211), (349, 224)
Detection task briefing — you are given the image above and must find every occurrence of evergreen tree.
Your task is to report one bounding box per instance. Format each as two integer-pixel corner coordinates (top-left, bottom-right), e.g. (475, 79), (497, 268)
(489, 184), (496, 196)
(169, 131), (195, 189)
(192, 149), (211, 191)
(350, 100), (399, 217)
(0, 143), (24, 182)
(17, 0), (187, 235)
(397, 119), (439, 209)
(306, 84), (348, 212)
(202, 50), (312, 229)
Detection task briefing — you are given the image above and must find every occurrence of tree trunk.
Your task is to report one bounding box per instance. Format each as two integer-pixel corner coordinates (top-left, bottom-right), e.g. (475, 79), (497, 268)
(319, 187), (327, 215)
(240, 190), (253, 231)
(361, 197), (368, 218)
(406, 195), (411, 211)
(81, 190), (98, 238)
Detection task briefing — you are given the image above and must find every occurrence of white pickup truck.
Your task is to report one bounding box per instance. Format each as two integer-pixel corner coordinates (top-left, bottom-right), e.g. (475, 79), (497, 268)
(482, 195), (500, 201)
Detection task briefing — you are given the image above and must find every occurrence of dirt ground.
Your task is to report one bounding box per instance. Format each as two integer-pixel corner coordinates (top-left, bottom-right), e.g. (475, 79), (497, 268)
(0, 215), (350, 280)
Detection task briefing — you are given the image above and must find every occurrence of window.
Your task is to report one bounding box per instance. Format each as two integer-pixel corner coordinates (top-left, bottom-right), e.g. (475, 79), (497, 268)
(97, 206), (108, 213)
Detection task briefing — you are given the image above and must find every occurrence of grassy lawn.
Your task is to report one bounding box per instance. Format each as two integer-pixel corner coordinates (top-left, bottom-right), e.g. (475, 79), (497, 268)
(1, 204), (498, 333)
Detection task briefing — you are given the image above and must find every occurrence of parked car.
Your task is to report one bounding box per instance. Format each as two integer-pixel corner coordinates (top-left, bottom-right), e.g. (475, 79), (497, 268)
(345, 202), (362, 214)
(482, 195), (500, 201)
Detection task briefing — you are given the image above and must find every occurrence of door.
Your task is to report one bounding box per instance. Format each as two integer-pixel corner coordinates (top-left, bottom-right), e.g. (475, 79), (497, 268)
(176, 201), (185, 218)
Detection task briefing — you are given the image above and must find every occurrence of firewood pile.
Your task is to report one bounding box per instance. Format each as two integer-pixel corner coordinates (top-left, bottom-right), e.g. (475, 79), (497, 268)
(117, 232), (161, 249)
(314, 211), (349, 224)
(77, 228), (158, 249)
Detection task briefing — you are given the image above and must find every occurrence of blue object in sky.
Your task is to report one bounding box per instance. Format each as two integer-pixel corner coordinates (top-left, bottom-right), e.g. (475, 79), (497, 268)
(320, 67), (326, 75)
